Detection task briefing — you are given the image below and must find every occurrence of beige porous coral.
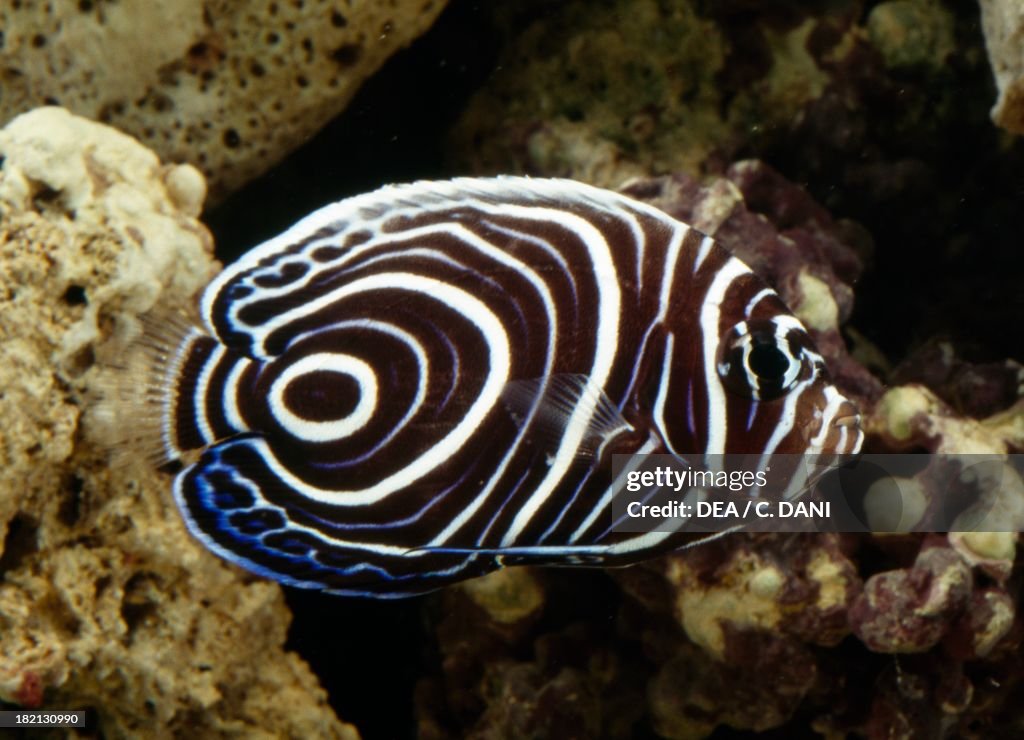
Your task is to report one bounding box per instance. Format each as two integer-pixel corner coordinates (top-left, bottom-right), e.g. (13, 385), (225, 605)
(0, 107), (357, 738)
(0, 0), (449, 201)
(978, 0), (1024, 134)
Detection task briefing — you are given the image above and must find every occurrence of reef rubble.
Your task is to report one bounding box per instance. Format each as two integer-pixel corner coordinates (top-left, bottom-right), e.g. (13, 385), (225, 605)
(0, 107), (356, 738)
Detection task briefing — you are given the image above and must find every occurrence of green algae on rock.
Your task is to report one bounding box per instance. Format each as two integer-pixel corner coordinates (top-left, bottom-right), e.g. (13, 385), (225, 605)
(0, 107), (357, 739)
(447, 0), (870, 188)
(866, 0), (956, 72)
(448, 0), (728, 186)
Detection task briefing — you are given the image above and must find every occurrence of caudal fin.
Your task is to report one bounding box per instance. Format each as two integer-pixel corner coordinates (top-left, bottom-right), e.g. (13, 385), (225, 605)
(90, 308), (219, 468)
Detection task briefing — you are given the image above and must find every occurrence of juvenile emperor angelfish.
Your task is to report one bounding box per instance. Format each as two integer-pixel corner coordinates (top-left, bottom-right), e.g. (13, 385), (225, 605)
(116, 177), (862, 598)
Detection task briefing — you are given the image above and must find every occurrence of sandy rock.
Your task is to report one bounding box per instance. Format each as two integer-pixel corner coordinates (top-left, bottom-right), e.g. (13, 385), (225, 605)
(978, 0), (1024, 134)
(0, 0), (449, 201)
(0, 107), (357, 738)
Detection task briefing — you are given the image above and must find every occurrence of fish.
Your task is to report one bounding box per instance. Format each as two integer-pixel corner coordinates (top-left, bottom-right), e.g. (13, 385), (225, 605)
(107, 177), (863, 598)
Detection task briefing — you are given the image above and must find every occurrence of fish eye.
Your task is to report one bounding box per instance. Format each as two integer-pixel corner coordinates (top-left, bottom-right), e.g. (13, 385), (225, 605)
(747, 341), (790, 382)
(717, 320), (806, 400)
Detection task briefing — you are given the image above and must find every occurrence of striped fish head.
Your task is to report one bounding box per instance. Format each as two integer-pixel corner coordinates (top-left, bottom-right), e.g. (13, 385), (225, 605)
(657, 234), (862, 460)
(711, 306), (863, 457)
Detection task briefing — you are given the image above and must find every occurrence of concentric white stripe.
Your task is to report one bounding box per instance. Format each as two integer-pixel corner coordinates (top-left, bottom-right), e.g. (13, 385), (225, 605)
(652, 331), (679, 455)
(655, 223), (688, 323)
(700, 258), (752, 456)
(744, 287), (774, 316)
(693, 234), (715, 272)
(327, 216), (565, 545)
(268, 353), (378, 442)
(490, 205), (622, 545)
(223, 357), (251, 432)
(227, 273), (511, 505)
(569, 434), (659, 542)
(759, 375), (815, 457)
(289, 319), (430, 453)
(807, 385), (849, 450)
(478, 219), (579, 303)
(193, 344), (224, 445)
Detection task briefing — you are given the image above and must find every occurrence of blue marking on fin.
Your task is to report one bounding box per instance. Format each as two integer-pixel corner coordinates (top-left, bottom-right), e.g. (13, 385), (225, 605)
(172, 435), (481, 598)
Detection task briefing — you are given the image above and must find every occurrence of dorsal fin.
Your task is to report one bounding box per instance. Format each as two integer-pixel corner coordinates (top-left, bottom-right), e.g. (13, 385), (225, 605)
(198, 176), (678, 360)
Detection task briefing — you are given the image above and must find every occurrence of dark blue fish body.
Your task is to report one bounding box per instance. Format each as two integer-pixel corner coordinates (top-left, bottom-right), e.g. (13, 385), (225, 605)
(118, 178), (862, 597)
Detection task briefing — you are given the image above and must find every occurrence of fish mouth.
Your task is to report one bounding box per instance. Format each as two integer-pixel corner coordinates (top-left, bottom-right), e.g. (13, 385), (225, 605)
(830, 402), (864, 454)
(800, 397), (863, 455)
(832, 414), (860, 428)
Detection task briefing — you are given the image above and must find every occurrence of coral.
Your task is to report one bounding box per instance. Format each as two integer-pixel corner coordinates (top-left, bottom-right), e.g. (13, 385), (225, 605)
(420, 481), (1022, 737)
(0, 108), (356, 738)
(0, 0), (449, 201)
(632, 534), (862, 736)
(410, 157), (1024, 738)
(653, 535), (859, 659)
(416, 571), (647, 740)
(891, 340), (1024, 421)
(864, 380), (1024, 586)
(849, 538), (972, 653)
(449, 0), (989, 184)
(868, 385), (1023, 455)
(447, 0), (730, 187)
(447, 0), (883, 189)
(866, 0), (956, 72)
(978, 0), (1024, 134)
